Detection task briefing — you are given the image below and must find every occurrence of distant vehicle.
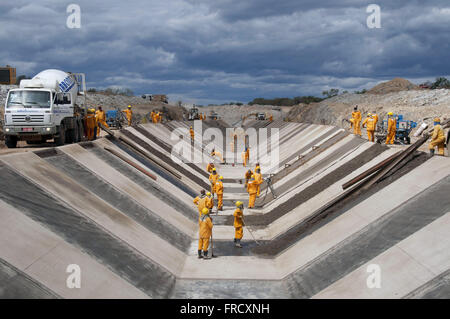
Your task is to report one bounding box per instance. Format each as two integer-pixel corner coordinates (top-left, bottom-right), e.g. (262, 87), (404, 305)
(141, 94), (153, 100)
(257, 112), (266, 120)
(3, 69), (87, 148)
(141, 94), (168, 103)
(188, 105), (200, 120)
(209, 111), (219, 120)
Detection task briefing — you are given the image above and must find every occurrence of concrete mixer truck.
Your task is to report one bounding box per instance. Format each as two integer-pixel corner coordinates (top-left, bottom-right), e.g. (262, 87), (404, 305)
(3, 69), (87, 148)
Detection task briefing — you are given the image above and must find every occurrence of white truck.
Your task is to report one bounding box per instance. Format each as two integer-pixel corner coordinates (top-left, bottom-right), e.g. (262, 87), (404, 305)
(3, 69), (87, 148)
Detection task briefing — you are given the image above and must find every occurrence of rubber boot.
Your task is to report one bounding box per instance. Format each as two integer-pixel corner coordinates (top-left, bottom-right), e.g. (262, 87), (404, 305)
(235, 239), (242, 248)
(203, 250), (211, 259)
(234, 238), (236, 243)
(198, 250), (203, 259)
(429, 149), (435, 157)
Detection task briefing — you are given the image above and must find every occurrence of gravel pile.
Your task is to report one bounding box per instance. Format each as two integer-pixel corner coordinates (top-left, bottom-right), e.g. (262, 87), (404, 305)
(287, 89), (450, 129)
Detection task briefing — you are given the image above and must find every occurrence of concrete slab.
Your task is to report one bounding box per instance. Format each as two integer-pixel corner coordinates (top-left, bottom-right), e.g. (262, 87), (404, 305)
(60, 143), (197, 236)
(0, 200), (148, 298)
(0, 152), (187, 275)
(313, 213), (450, 299)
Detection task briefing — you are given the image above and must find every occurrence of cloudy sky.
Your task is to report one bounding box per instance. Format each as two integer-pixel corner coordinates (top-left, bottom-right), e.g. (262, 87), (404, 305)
(0, 0), (449, 104)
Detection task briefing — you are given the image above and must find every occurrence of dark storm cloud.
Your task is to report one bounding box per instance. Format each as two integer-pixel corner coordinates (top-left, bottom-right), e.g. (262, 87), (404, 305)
(0, 0), (449, 104)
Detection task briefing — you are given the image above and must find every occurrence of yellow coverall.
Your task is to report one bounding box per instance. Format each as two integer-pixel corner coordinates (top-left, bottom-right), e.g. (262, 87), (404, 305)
(190, 128), (194, 141)
(351, 110), (362, 136)
(362, 116), (376, 142)
(386, 118), (396, 145)
(215, 181), (224, 210)
(123, 109), (133, 126)
(247, 180), (258, 208)
(95, 110), (108, 135)
(209, 172), (219, 195)
(85, 113), (97, 141)
(206, 163), (215, 173)
(254, 172), (263, 196)
(150, 111), (155, 123)
(244, 170), (253, 188)
(198, 214), (213, 252)
(193, 195), (206, 224)
(429, 124), (445, 155)
(233, 208), (244, 240)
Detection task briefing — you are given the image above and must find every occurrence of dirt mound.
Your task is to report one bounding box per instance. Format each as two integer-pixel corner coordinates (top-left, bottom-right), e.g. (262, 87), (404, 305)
(368, 78), (419, 94)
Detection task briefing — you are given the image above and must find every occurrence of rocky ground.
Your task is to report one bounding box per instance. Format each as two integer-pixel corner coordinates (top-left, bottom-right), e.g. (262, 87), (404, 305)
(286, 88), (450, 130)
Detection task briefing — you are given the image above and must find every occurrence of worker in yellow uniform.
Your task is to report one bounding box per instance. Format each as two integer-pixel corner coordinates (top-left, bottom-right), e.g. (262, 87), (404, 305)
(350, 106), (362, 136)
(189, 126), (194, 142)
(242, 146), (250, 167)
(386, 112), (396, 145)
(254, 167), (263, 197)
(193, 189), (207, 224)
(95, 106), (108, 136)
(158, 112), (163, 123)
(123, 105), (133, 126)
(84, 108), (97, 141)
(247, 175), (258, 208)
(429, 118), (446, 156)
(233, 201), (244, 248)
(214, 176), (224, 211)
(150, 111), (155, 123)
(209, 168), (219, 196)
(362, 113), (376, 142)
(244, 169), (253, 188)
(205, 191), (214, 212)
(198, 207), (213, 259)
(372, 111), (379, 128)
(206, 162), (215, 173)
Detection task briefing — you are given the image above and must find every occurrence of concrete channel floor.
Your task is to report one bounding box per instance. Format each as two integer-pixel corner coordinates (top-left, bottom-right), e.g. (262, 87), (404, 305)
(0, 121), (449, 298)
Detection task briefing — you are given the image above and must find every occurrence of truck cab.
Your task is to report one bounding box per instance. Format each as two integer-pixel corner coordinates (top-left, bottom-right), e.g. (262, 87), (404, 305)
(3, 69), (86, 148)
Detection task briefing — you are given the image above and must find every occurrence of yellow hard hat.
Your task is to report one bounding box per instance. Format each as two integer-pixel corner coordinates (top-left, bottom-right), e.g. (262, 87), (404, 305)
(434, 117), (440, 122)
(388, 112), (393, 116)
(202, 208), (209, 215)
(235, 201), (243, 207)
(212, 168), (216, 171)
(219, 176), (223, 180)
(206, 192), (211, 196)
(367, 113), (372, 116)
(250, 175), (255, 179)
(128, 105), (131, 108)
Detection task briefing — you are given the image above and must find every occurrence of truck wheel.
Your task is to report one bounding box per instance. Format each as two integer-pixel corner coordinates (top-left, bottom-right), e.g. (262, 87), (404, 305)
(65, 128), (74, 144)
(5, 136), (17, 148)
(78, 120), (85, 141)
(55, 125), (66, 146)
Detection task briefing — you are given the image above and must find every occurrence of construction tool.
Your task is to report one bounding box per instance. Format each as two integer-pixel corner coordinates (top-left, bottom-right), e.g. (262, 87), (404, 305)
(242, 216), (260, 246)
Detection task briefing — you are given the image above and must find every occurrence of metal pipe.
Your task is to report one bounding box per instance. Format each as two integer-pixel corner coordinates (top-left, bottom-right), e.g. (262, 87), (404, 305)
(342, 151), (401, 190)
(104, 146), (157, 181)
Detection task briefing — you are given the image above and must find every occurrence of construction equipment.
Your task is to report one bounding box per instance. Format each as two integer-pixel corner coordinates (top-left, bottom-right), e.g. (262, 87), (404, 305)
(0, 66), (16, 85)
(188, 105), (200, 121)
(257, 112), (266, 120)
(3, 69), (87, 148)
(105, 110), (125, 128)
(376, 114), (417, 144)
(209, 111), (219, 120)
